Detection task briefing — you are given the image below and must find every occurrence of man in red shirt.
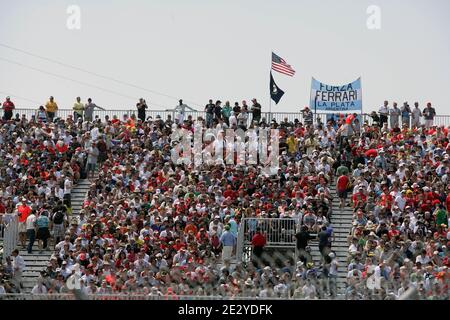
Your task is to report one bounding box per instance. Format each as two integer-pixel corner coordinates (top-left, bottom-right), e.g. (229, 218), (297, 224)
(336, 173), (350, 210)
(251, 228), (266, 268)
(17, 198), (31, 248)
(352, 187), (368, 209)
(2, 96), (15, 121)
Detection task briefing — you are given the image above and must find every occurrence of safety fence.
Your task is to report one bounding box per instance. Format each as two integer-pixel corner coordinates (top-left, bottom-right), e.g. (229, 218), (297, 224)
(0, 293), (299, 300)
(10, 108), (450, 128)
(236, 218), (302, 262)
(0, 214), (18, 264)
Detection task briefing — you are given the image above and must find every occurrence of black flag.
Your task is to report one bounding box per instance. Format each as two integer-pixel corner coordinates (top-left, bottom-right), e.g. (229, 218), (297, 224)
(270, 71), (285, 104)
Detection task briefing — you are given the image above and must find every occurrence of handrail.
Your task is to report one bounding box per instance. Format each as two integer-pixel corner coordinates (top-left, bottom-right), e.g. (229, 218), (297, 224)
(8, 108), (450, 128)
(238, 217), (301, 248)
(1, 214), (18, 263)
(0, 293), (306, 300)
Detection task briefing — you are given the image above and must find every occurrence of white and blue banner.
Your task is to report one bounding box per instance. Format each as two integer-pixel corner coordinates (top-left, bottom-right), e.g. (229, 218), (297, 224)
(310, 77), (362, 112)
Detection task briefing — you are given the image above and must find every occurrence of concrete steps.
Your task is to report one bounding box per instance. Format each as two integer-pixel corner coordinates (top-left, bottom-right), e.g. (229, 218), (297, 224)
(19, 176), (93, 293)
(328, 185), (353, 294)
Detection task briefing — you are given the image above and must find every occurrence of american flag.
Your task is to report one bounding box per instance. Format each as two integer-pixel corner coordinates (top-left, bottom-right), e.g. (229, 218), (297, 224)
(271, 52), (295, 77)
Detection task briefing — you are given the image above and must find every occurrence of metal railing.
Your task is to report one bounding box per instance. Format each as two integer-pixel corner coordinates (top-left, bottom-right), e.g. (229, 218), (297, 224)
(0, 293), (313, 300)
(0, 214), (18, 263)
(237, 217), (301, 261)
(9, 108), (450, 128)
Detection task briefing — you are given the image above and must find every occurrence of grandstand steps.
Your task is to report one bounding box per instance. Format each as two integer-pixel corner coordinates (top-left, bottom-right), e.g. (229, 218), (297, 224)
(71, 177), (95, 216)
(328, 185), (353, 295)
(18, 246), (54, 293)
(19, 176), (93, 294)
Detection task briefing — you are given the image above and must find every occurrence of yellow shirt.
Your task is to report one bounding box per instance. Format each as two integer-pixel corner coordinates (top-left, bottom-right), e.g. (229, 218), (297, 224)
(45, 101), (58, 112)
(287, 137), (298, 153)
(73, 102), (85, 115)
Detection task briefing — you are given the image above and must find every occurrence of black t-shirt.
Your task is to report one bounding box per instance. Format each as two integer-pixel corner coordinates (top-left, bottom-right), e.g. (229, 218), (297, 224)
(252, 103), (261, 117)
(295, 231), (315, 249)
(205, 104), (215, 114)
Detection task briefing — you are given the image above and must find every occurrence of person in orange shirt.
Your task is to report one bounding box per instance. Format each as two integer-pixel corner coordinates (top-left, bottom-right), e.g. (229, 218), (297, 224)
(17, 198), (32, 248)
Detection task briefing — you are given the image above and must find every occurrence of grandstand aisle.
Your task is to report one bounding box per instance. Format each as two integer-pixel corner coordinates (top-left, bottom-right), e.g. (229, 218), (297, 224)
(329, 185), (353, 295)
(20, 177), (93, 293)
(309, 184), (353, 296)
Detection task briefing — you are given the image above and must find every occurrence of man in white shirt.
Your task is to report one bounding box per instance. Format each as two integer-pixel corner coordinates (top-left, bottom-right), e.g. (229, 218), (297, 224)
(26, 211), (37, 254)
(411, 102), (422, 127)
(394, 190), (407, 212)
(378, 101), (389, 127)
(63, 175), (73, 208)
(229, 112), (237, 128)
(31, 281), (48, 294)
(11, 249), (25, 289)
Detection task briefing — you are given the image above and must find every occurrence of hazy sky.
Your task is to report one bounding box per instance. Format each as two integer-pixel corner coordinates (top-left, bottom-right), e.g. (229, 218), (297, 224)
(0, 0), (449, 114)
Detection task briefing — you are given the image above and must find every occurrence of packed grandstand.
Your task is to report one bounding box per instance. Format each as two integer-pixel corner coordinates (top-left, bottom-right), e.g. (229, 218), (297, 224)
(0, 97), (448, 300)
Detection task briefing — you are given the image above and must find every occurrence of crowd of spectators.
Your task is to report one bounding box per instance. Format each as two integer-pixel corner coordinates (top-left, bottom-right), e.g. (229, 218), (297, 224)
(0, 96), (448, 299)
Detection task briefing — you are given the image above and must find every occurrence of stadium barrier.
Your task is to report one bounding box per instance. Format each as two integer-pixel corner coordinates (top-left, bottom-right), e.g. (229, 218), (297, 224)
(10, 108), (450, 128)
(0, 214), (18, 264)
(236, 218), (301, 262)
(0, 293), (298, 300)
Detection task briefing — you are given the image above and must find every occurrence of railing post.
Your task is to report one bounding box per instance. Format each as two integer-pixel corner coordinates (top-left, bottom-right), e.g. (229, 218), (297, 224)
(236, 218), (245, 262)
(2, 214), (18, 263)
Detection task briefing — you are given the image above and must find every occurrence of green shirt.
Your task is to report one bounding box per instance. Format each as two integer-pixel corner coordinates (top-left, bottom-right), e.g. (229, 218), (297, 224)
(436, 209), (447, 226)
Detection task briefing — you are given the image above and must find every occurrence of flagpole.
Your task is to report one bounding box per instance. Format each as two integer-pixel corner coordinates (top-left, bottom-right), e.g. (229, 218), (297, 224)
(360, 77), (363, 123)
(269, 51), (272, 123)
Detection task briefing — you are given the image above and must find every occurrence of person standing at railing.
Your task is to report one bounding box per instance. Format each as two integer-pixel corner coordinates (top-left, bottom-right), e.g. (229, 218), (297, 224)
(423, 102), (436, 129)
(136, 98), (148, 122)
(251, 98), (262, 124)
(36, 105), (48, 123)
(84, 98), (105, 122)
(237, 104), (249, 129)
(301, 106), (313, 126)
(2, 96), (15, 121)
(222, 101), (232, 126)
(411, 102), (422, 128)
(45, 96), (58, 122)
(204, 99), (215, 128)
(389, 102), (401, 129)
(378, 100), (389, 128)
(73, 96), (85, 122)
(213, 100), (222, 124)
(401, 102), (411, 128)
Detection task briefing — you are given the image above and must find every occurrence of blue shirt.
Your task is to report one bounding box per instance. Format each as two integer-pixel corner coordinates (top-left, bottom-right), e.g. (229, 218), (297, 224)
(220, 231), (236, 247)
(229, 219), (238, 237)
(36, 216), (49, 228)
